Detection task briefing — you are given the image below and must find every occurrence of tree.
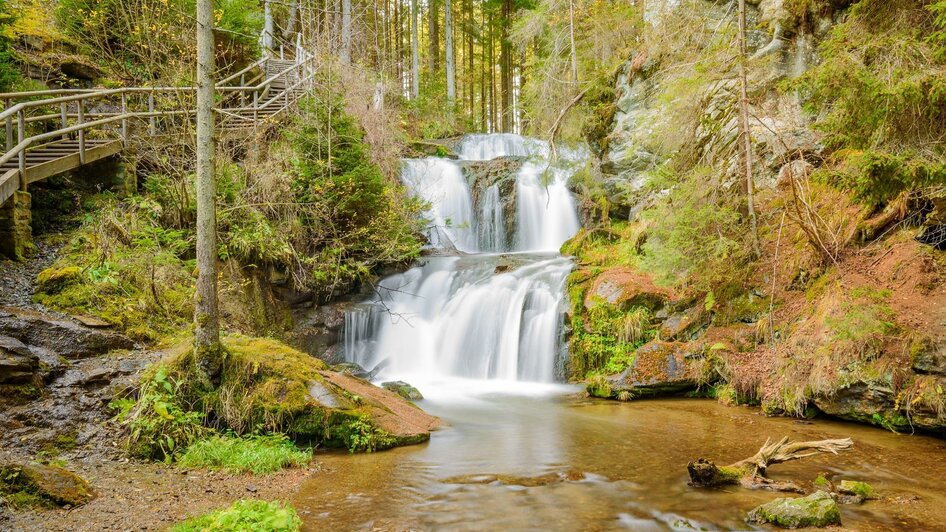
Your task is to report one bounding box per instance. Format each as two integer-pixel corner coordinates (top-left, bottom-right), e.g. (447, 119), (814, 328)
(445, 0), (456, 100)
(737, 0), (761, 257)
(411, 0), (420, 98)
(342, 0), (353, 63)
(194, 0), (221, 378)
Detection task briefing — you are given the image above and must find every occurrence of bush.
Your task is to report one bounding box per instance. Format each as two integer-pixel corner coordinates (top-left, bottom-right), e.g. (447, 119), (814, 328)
(123, 365), (207, 461)
(177, 433), (311, 475)
(171, 500), (301, 532)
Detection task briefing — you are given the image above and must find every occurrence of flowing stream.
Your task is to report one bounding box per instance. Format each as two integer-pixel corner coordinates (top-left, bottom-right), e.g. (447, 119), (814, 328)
(296, 133), (946, 530)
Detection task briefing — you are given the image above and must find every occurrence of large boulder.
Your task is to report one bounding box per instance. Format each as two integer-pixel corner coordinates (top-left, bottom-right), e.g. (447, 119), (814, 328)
(156, 335), (441, 453)
(0, 462), (96, 508)
(0, 307), (133, 359)
(746, 491), (841, 528)
(584, 268), (673, 312)
(602, 340), (708, 398)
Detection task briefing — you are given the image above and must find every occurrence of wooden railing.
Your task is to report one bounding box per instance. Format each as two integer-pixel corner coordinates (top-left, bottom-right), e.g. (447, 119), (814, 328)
(0, 49), (318, 205)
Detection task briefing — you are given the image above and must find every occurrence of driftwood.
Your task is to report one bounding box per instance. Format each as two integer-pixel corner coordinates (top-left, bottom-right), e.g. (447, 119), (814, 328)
(687, 436), (853, 492)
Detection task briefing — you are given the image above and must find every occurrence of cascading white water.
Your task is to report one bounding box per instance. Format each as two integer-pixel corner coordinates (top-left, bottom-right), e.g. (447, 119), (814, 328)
(344, 133), (584, 387)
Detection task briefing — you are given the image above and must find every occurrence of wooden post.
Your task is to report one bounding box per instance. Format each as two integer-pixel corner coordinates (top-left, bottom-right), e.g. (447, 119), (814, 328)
(240, 74), (246, 106)
(16, 109), (25, 176)
(60, 102), (68, 140)
(148, 92), (156, 135)
(253, 90), (259, 122)
(120, 93), (128, 147)
(77, 98), (86, 164)
(5, 99), (12, 151)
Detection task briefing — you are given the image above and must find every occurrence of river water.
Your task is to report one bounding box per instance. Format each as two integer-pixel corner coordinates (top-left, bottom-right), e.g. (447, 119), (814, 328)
(295, 134), (946, 530)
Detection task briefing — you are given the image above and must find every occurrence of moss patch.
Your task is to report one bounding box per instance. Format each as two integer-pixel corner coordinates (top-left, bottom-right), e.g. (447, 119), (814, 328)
(0, 463), (96, 508)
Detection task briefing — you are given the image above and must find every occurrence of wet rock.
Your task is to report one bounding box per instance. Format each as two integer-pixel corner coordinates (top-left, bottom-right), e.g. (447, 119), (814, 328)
(290, 302), (352, 363)
(746, 491), (841, 528)
(0, 306), (134, 359)
(910, 337), (946, 376)
(329, 362), (371, 379)
(838, 480), (875, 503)
(0, 462), (96, 508)
(0, 336), (39, 384)
(382, 381), (423, 401)
(657, 305), (709, 341)
(584, 267), (672, 312)
(606, 341), (708, 398)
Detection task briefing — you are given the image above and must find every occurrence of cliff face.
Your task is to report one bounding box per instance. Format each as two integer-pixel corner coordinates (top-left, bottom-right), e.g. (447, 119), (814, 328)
(568, 0), (946, 434)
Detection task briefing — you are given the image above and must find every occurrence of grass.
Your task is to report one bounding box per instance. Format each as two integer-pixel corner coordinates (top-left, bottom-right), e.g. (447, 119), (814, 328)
(171, 499), (301, 532)
(177, 433), (312, 475)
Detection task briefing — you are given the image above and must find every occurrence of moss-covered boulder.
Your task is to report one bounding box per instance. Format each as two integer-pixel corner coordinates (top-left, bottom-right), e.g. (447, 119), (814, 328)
(838, 480), (875, 503)
(584, 267), (673, 312)
(594, 340), (713, 399)
(0, 463), (96, 508)
(746, 491), (841, 529)
(382, 381), (424, 401)
(35, 266), (83, 294)
(156, 335), (440, 452)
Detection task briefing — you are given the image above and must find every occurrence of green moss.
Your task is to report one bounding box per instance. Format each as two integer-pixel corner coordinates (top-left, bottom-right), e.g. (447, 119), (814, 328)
(0, 463), (95, 508)
(839, 480), (875, 499)
(35, 266), (83, 294)
(177, 433), (311, 474)
(747, 491), (842, 528)
(586, 374), (614, 398)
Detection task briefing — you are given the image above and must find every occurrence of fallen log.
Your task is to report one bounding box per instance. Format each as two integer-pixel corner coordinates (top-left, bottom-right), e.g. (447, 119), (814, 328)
(687, 436), (853, 492)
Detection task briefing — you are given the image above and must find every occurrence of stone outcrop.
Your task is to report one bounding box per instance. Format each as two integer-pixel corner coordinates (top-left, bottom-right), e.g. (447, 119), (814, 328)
(0, 306), (134, 359)
(584, 267), (673, 311)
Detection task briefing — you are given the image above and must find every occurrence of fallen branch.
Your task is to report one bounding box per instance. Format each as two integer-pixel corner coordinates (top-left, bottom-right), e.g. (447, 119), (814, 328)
(687, 436), (853, 492)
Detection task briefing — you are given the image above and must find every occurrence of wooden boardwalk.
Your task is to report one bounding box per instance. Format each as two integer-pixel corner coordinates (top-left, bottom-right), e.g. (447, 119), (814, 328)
(0, 55), (314, 206)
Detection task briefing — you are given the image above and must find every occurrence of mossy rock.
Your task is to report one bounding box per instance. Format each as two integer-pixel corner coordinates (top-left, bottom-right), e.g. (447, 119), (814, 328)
(746, 491), (841, 529)
(0, 462), (96, 508)
(838, 480), (875, 501)
(35, 266), (83, 294)
(156, 335), (440, 452)
(382, 381), (423, 401)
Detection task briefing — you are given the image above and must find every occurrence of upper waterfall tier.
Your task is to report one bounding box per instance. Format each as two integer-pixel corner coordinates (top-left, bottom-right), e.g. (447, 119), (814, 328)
(402, 134), (581, 253)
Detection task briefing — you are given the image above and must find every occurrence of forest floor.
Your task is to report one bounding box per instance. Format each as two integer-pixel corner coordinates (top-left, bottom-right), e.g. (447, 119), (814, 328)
(0, 449), (311, 531)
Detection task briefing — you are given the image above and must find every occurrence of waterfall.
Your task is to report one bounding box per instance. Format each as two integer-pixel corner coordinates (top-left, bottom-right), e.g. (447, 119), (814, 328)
(344, 133), (584, 385)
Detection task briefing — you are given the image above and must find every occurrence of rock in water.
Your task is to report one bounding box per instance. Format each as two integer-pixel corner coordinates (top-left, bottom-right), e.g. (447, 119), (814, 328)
(0, 463), (96, 507)
(382, 381), (424, 401)
(746, 491), (841, 528)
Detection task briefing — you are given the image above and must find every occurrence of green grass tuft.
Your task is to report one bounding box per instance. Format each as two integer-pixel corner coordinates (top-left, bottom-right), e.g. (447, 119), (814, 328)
(171, 499), (301, 532)
(177, 433), (311, 475)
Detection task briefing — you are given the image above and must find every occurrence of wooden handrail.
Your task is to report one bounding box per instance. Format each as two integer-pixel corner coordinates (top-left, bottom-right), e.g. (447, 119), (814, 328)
(0, 55), (319, 170)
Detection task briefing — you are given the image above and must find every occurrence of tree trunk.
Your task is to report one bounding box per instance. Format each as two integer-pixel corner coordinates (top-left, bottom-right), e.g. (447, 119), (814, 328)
(411, 0), (420, 98)
(284, 0), (299, 39)
(687, 437), (853, 491)
(445, 0), (455, 100)
(569, 0), (578, 83)
(262, 0), (274, 51)
(429, 0), (440, 73)
(738, 0), (761, 257)
(500, 0), (512, 132)
(341, 0), (352, 63)
(194, 0), (220, 379)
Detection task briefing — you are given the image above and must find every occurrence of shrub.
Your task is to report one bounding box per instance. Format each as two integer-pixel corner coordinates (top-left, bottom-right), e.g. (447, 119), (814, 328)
(171, 500), (301, 532)
(177, 433), (311, 475)
(124, 365), (207, 461)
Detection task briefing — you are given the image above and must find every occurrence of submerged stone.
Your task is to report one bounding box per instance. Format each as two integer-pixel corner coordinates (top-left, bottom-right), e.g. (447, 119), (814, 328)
(746, 491), (841, 528)
(0, 462), (96, 508)
(382, 381), (424, 401)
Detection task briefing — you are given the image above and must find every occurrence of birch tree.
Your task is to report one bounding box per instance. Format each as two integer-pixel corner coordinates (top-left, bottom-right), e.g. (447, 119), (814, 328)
(194, 0), (220, 377)
(342, 0), (352, 63)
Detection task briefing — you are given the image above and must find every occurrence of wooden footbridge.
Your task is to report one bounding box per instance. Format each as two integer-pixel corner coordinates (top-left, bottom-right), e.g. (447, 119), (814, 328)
(0, 49), (316, 259)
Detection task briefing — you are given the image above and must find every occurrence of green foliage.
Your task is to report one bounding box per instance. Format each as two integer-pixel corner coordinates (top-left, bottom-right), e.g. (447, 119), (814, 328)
(816, 150), (946, 209)
(177, 433), (311, 475)
(124, 365), (207, 462)
(57, 0), (261, 82)
(639, 169), (749, 290)
(795, 0), (946, 206)
(568, 299), (652, 377)
(0, 0), (21, 92)
(287, 93), (425, 294)
(33, 195), (195, 342)
(171, 500), (301, 532)
(336, 415), (395, 453)
(585, 373), (614, 398)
